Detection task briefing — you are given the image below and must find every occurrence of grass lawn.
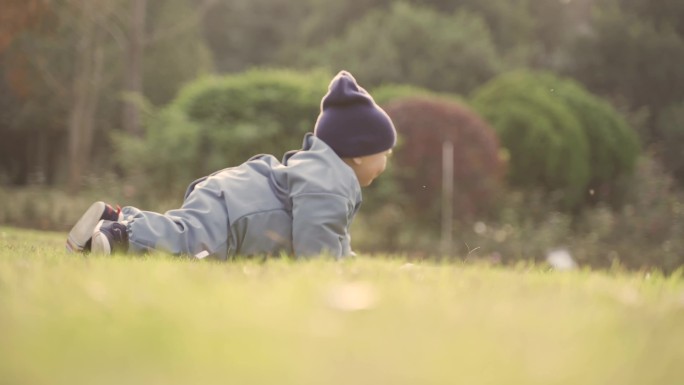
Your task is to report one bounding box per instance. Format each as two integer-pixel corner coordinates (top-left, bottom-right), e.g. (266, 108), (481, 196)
(1, 226), (683, 385)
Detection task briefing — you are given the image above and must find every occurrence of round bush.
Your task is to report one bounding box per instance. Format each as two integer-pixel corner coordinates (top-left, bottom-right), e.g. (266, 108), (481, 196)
(535, 73), (640, 205)
(381, 96), (505, 224)
(370, 84), (462, 106)
(471, 71), (592, 209)
(114, 69), (331, 197)
(170, 69), (330, 172)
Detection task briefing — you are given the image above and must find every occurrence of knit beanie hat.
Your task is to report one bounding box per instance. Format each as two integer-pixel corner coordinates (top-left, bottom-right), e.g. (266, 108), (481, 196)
(314, 71), (396, 158)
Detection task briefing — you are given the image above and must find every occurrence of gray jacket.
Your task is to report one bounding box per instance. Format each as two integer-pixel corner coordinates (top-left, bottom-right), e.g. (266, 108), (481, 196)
(123, 133), (362, 259)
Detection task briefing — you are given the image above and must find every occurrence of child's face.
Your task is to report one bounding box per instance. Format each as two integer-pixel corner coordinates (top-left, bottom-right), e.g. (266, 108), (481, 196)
(345, 149), (392, 187)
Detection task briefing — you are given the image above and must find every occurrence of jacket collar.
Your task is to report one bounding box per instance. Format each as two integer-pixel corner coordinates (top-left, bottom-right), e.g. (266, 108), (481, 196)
(281, 133), (318, 164)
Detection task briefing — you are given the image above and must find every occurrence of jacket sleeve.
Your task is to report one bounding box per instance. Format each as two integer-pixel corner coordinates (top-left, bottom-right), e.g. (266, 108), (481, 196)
(291, 192), (352, 258)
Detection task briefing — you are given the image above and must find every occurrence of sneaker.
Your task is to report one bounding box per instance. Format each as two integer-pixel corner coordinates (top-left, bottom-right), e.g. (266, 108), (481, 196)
(66, 201), (121, 253)
(91, 220), (129, 255)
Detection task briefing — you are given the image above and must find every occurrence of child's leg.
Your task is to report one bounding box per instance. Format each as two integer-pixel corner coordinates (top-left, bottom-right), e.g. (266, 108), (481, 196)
(122, 181), (229, 258)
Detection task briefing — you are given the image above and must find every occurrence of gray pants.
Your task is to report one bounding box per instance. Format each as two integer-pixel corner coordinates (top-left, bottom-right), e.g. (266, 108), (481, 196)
(121, 180), (229, 259)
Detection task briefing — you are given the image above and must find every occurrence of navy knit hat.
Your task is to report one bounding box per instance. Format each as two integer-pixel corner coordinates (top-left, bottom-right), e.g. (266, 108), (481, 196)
(314, 71), (396, 158)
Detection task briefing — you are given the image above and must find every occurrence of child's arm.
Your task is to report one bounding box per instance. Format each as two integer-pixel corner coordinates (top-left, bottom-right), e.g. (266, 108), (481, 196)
(290, 193), (352, 258)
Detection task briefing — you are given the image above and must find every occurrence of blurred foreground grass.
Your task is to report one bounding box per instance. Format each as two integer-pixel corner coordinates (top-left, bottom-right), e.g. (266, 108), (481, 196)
(1, 226), (683, 385)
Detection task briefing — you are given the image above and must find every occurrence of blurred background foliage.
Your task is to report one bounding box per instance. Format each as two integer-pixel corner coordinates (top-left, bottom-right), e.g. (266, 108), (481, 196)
(1, 0), (683, 271)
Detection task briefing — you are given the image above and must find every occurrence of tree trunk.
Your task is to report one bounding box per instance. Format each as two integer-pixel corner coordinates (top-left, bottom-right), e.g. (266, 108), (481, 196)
(67, 10), (91, 191)
(67, 0), (106, 192)
(123, 0), (146, 137)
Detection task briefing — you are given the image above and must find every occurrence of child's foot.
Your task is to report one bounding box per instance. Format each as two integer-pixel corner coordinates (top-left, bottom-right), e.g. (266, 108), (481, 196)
(91, 220), (129, 255)
(66, 201), (121, 252)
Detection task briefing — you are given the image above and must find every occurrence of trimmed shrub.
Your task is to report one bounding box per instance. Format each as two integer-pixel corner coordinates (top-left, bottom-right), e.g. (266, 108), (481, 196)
(171, 69), (330, 171)
(471, 71), (593, 209)
(535, 73), (640, 205)
(113, 107), (203, 196)
(114, 69), (331, 197)
(381, 96), (506, 225)
(472, 71), (640, 209)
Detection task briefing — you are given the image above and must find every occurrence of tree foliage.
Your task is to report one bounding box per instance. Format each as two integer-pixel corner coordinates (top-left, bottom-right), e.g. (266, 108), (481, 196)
(0, 0), (50, 53)
(143, 0), (214, 106)
(201, 0), (309, 72)
(0, 0), (215, 188)
(566, 2), (684, 143)
(415, 0), (553, 67)
(296, 2), (502, 94)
